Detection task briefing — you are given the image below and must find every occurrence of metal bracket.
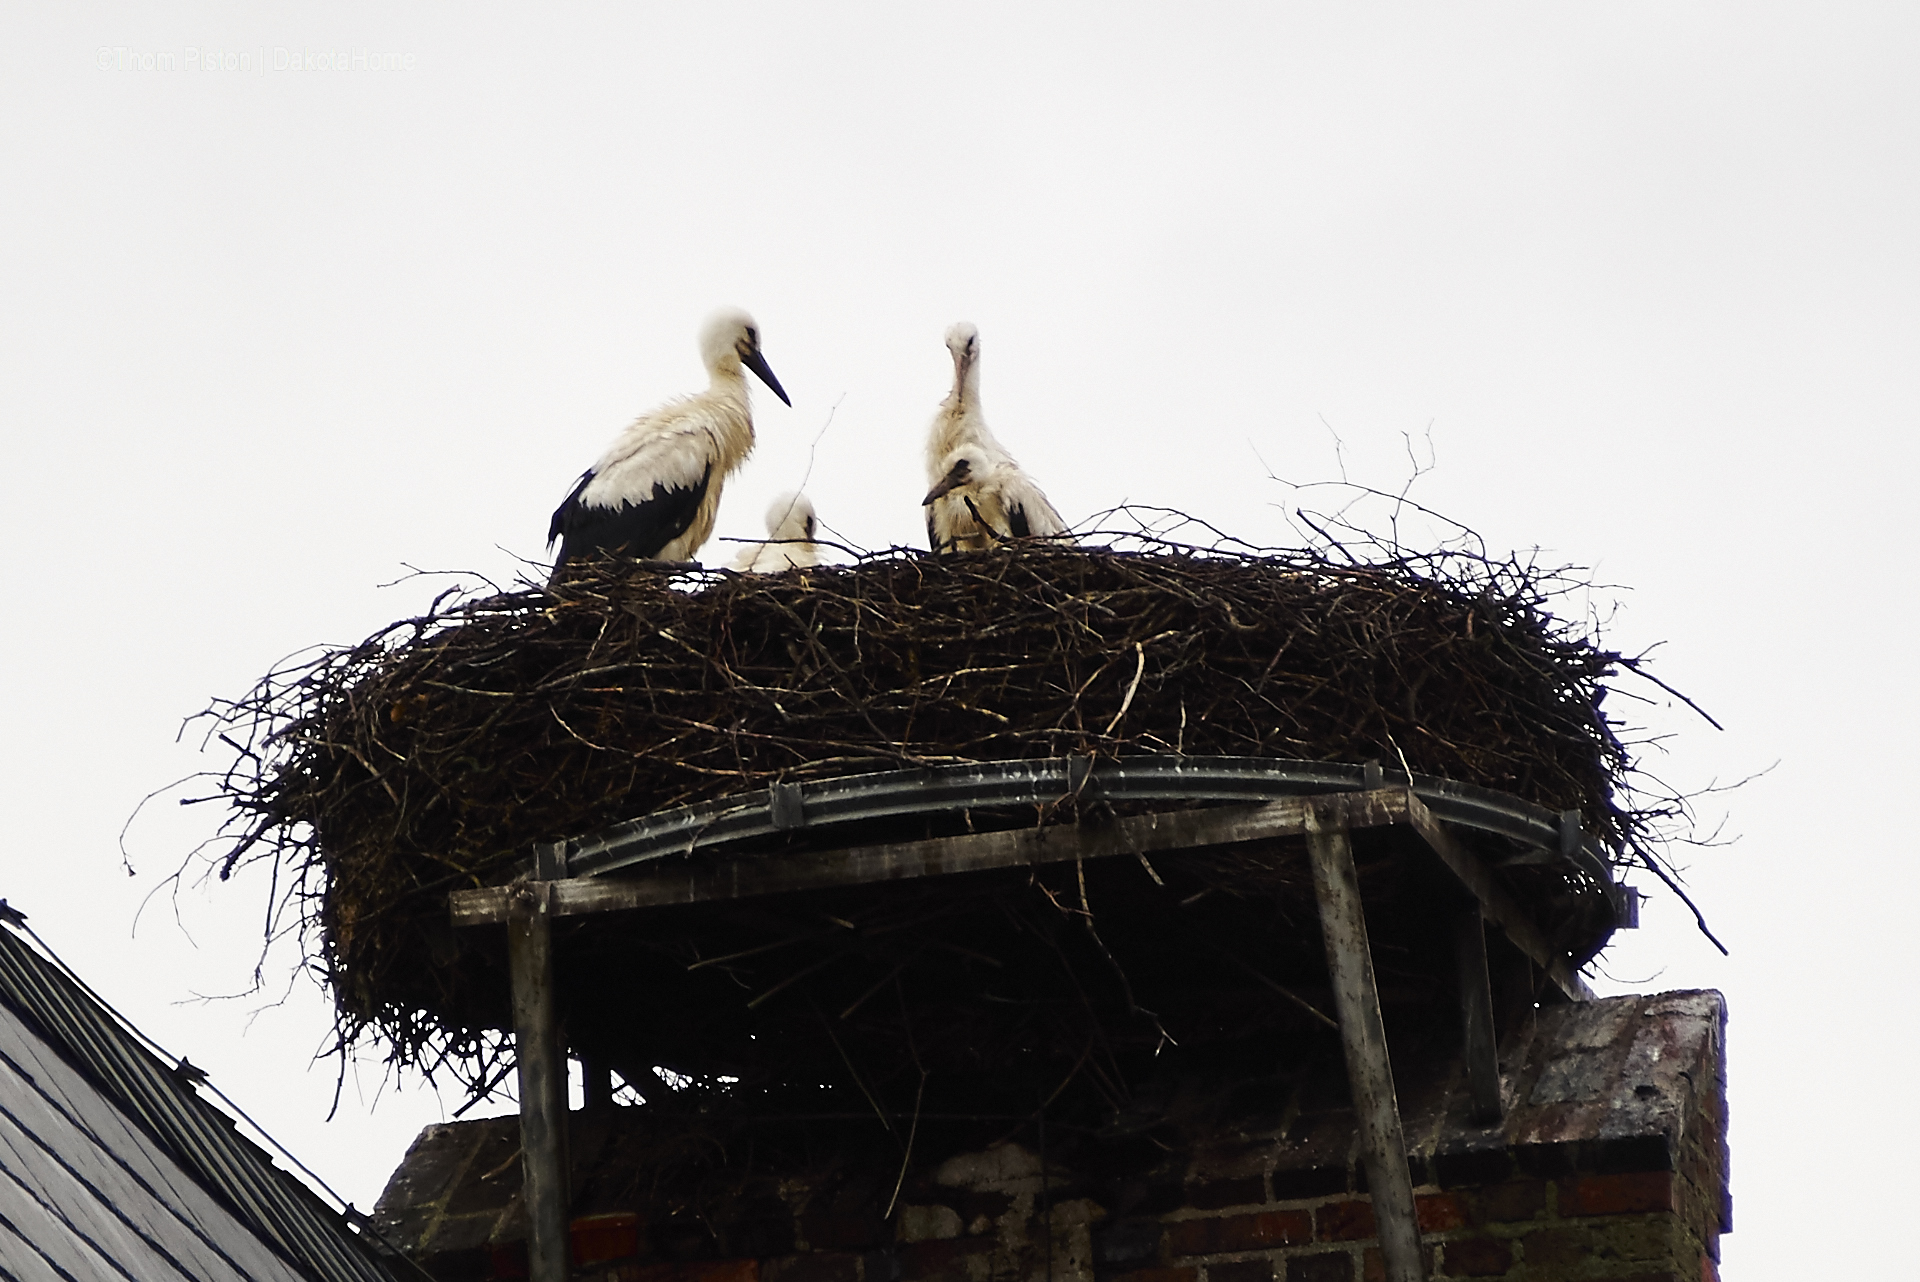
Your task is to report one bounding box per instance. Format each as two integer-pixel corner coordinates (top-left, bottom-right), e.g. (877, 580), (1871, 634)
(1616, 884), (1642, 929)
(533, 841), (568, 881)
(1557, 810), (1582, 860)
(770, 781), (806, 831)
(1363, 761), (1384, 790)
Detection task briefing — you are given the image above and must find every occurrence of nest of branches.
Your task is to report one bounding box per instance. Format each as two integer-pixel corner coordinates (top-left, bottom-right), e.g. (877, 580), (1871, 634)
(205, 540), (1656, 1111)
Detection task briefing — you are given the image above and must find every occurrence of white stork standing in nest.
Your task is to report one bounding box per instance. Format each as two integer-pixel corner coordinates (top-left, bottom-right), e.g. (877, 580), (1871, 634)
(923, 444), (1070, 550)
(921, 322), (1070, 552)
(727, 490), (824, 573)
(548, 308), (790, 577)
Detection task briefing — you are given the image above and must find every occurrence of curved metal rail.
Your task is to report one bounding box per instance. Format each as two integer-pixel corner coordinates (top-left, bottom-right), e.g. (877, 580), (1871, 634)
(552, 755), (1622, 909)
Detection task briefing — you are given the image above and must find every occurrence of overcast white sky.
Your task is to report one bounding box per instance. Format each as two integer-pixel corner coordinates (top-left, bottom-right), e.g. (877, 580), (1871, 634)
(3, 5), (1916, 1275)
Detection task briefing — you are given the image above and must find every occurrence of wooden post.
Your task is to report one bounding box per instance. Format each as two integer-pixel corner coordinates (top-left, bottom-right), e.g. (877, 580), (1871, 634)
(581, 1055), (615, 1111)
(1452, 907), (1503, 1125)
(1304, 806), (1427, 1282)
(508, 881), (569, 1282)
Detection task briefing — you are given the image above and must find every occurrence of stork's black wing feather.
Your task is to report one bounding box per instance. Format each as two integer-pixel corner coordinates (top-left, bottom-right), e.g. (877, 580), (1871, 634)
(551, 464), (711, 569)
(549, 471), (594, 547)
(1005, 504), (1032, 539)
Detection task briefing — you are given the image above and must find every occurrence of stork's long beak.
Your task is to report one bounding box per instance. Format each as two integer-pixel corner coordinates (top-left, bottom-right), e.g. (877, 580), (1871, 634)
(742, 348), (791, 406)
(922, 460), (971, 506)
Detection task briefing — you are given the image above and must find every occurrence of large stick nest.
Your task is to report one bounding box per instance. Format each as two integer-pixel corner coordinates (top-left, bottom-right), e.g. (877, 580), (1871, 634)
(205, 542), (1653, 1106)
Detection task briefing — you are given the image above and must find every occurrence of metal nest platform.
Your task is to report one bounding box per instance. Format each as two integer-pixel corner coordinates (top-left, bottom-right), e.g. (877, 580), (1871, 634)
(451, 753), (1634, 1282)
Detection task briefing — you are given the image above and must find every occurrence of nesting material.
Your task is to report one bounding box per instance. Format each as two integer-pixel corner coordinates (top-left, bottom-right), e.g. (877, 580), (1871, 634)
(206, 545), (1644, 1100)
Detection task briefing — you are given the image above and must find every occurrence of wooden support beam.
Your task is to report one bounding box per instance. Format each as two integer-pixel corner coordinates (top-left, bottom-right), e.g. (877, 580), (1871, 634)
(452, 790), (1411, 926)
(580, 1055), (614, 1111)
(453, 786), (1589, 1005)
(507, 883), (569, 1282)
(1304, 806), (1427, 1282)
(1399, 792), (1594, 1002)
(450, 786), (1590, 999)
(1452, 908), (1503, 1125)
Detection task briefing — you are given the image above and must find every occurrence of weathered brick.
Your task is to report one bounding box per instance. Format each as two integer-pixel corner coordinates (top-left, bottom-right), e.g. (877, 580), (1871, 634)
(1129, 1183), (1190, 1217)
(899, 1236), (995, 1282)
(1167, 1211), (1311, 1256)
(627, 1262), (760, 1282)
(1413, 1193), (1464, 1233)
(1519, 1227), (1583, 1269)
(1585, 1136), (1675, 1176)
(1359, 1246), (1433, 1282)
(697, 1263), (762, 1282)
(1107, 1268), (1197, 1282)
(1284, 1252), (1353, 1282)
(1558, 1172), (1674, 1218)
(1189, 1178), (1266, 1211)
(1314, 1200), (1373, 1243)
(1093, 1220), (1165, 1267)
(1431, 1147), (1515, 1190)
(1439, 1237), (1512, 1277)
(492, 1241), (536, 1282)
(1218, 1210), (1313, 1252)
(961, 1189), (1016, 1220)
(894, 1205), (963, 1243)
(1191, 1142), (1271, 1182)
(726, 1216), (797, 1259)
(764, 1253), (860, 1282)
(863, 1247), (900, 1282)
(803, 1213), (885, 1251)
(1269, 1167), (1349, 1202)
(1164, 1219), (1210, 1258)
(1207, 1260), (1272, 1282)
(1462, 1180), (1546, 1227)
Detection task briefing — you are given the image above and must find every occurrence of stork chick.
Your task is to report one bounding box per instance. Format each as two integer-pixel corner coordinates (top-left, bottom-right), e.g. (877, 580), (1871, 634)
(549, 308), (790, 577)
(923, 445), (1070, 552)
(921, 323), (1069, 552)
(727, 491), (824, 573)
(925, 322), (994, 484)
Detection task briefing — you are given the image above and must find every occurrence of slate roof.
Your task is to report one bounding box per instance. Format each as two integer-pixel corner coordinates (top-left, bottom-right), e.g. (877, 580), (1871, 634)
(0, 908), (401, 1282)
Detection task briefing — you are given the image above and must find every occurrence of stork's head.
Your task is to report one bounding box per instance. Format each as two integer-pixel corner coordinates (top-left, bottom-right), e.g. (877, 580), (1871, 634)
(700, 307), (792, 406)
(945, 322), (980, 373)
(765, 490), (818, 541)
(922, 450), (979, 506)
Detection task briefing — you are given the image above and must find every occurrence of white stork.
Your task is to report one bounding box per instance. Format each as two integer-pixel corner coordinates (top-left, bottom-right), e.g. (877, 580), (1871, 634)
(921, 322), (1070, 552)
(548, 308), (789, 576)
(924, 322), (989, 485)
(923, 444), (1071, 551)
(727, 491), (824, 573)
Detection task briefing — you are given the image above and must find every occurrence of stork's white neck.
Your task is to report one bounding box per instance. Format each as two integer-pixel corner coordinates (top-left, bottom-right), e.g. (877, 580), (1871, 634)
(949, 351), (981, 410)
(704, 352), (746, 385)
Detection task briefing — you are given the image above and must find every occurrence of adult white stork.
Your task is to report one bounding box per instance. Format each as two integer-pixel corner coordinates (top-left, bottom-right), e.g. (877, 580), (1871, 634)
(924, 322), (990, 485)
(923, 444), (1071, 551)
(726, 490), (824, 573)
(921, 322), (1070, 552)
(548, 308), (789, 576)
